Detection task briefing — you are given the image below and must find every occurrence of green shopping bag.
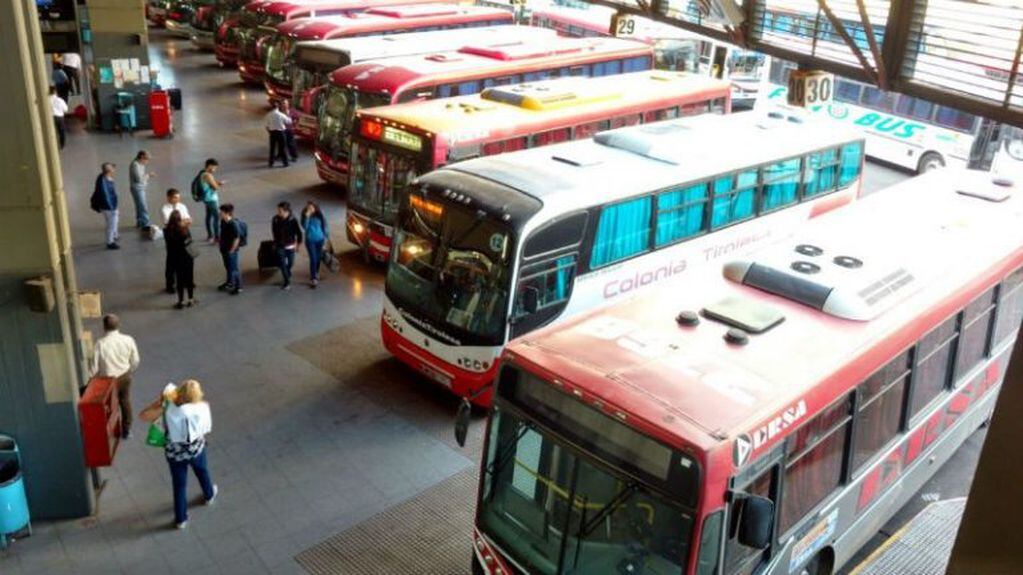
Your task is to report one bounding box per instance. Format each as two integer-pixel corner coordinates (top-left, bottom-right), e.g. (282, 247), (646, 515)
(145, 402), (168, 448)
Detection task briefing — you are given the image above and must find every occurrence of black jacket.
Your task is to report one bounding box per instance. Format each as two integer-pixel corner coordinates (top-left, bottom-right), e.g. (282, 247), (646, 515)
(271, 214), (302, 248)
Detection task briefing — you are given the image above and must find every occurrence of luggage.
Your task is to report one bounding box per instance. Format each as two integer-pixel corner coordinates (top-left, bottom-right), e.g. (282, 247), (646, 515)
(168, 88), (182, 111)
(257, 240), (278, 270)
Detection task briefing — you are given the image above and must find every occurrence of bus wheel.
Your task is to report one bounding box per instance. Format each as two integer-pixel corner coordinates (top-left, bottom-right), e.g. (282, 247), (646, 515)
(918, 152), (945, 174)
(798, 550), (833, 575)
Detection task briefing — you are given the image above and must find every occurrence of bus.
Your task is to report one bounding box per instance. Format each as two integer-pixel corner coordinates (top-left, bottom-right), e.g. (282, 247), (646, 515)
(314, 36), (654, 184)
(760, 59), (1000, 174)
(192, 0), (250, 50)
(215, 0), (276, 67)
(234, 0), (441, 83)
(530, 4), (771, 109)
(288, 26), (556, 139)
(381, 112), (865, 403)
(467, 167), (1023, 575)
(262, 5), (515, 101)
(165, 0), (207, 38)
(348, 71), (732, 261)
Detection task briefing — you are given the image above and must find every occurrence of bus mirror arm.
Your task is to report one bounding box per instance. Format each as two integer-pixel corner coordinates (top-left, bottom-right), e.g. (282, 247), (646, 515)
(453, 383), (493, 447)
(736, 494), (774, 550)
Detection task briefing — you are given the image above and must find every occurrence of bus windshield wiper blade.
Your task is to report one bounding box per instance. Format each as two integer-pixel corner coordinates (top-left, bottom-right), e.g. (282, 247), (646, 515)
(485, 421), (532, 481)
(579, 481), (639, 538)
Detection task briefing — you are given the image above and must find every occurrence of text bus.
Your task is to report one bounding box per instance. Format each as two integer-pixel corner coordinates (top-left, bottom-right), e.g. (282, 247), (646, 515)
(263, 5), (515, 100)
(348, 71), (731, 261)
(381, 112), (864, 403)
(289, 26), (556, 139)
(469, 167), (1023, 575)
(314, 35), (654, 183)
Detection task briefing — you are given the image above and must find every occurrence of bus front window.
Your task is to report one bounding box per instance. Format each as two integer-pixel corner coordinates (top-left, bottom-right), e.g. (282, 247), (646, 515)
(477, 407), (693, 574)
(292, 66), (324, 110)
(386, 195), (511, 344)
(265, 36), (294, 83)
(318, 87), (392, 161)
(350, 141), (419, 225)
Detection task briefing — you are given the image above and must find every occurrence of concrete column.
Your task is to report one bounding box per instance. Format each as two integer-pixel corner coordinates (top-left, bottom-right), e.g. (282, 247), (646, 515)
(0, 0), (93, 519)
(947, 333), (1023, 574)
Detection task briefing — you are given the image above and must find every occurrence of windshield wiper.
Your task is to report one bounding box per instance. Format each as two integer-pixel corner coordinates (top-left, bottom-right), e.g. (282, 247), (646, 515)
(484, 420), (533, 489)
(578, 481), (640, 538)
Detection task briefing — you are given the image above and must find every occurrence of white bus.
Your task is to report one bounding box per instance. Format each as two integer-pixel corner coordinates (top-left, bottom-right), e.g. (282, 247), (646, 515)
(759, 60), (1012, 174)
(381, 111), (865, 404)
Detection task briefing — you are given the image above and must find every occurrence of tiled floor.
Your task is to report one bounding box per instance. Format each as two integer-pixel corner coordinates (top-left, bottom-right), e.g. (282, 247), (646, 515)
(0, 24), (929, 575)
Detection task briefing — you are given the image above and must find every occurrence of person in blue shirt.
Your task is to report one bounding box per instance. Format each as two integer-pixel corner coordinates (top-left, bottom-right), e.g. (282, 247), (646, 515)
(90, 162), (120, 249)
(300, 201), (329, 288)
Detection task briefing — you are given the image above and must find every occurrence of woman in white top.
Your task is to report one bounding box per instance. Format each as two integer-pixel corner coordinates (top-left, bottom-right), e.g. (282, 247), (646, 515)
(140, 379), (218, 529)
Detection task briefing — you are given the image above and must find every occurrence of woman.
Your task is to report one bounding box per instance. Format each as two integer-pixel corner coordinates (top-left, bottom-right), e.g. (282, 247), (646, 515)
(201, 158), (224, 243)
(301, 201), (329, 288)
(140, 380), (218, 530)
(164, 210), (196, 309)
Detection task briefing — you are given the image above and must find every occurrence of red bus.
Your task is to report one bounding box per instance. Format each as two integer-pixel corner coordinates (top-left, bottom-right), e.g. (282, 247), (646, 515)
(215, 0), (276, 68)
(288, 26), (555, 140)
(468, 168), (1023, 575)
(348, 71), (731, 261)
(314, 35), (654, 184)
(262, 5), (515, 100)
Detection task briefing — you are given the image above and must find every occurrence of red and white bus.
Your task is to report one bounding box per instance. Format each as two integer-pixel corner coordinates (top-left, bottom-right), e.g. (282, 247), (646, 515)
(289, 26), (555, 140)
(262, 5), (515, 100)
(314, 35), (654, 183)
(215, 0), (275, 67)
(233, 0), (441, 83)
(348, 71), (731, 261)
(470, 168), (1023, 575)
(382, 112), (864, 403)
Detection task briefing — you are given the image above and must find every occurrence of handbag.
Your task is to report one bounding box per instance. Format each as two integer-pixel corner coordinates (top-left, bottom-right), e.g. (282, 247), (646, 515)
(322, 240), (341, 274)
(145, 402), (169, 448)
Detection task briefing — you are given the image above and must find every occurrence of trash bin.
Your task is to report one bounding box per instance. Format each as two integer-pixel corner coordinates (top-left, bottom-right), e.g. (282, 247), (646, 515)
(0, 434), (30, 550)
(149, 90), (172, 138)
(115, 91), (137, 133)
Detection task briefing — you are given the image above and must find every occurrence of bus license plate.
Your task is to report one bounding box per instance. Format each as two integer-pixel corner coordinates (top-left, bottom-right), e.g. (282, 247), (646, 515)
(419, 363), (452, 388)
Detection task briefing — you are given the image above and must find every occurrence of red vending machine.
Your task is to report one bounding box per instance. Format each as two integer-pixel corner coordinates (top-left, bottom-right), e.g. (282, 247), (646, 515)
(149, 90), (172, 138)
(78, 376), (121, 467)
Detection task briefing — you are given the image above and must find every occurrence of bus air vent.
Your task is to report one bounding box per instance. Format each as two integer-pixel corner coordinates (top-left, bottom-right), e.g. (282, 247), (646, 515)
(593, 123), (691, 165)
(367, 5), (459, 17)
(701, 296), (784, 334)
(459, 43), (582, 61)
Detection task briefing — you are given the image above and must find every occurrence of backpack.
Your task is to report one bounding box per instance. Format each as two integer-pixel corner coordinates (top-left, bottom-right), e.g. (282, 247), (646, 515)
(235, 219), (248, 247)
(190, 170), (205, 202)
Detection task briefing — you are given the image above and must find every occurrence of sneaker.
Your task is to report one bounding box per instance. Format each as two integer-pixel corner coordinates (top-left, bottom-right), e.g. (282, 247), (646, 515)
(175, 521), (188, 530)
(174, 302), (185, 310)
(187, 299), (198, 307)
(217, 283), (233, 291)
(310, 280), (318, 289)
(229, 287), (243, 295)
(106, 243), (120, 250)
(205, 484), (219, 505)
(122, 429), (132, 440)
(281, 282), (291, 291)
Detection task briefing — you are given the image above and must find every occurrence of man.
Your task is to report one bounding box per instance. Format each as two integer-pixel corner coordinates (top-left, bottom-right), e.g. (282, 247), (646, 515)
(52, 63), (70, 103)
(129, 150), (155, 229)
(62, 52), (82, 95)
(279, 100), (299, 162)
(218, 203), (243, 294)
(49, 86), (68, 150)
(90, 162), (120, 249)
(161, 188), (191, 293)
(91, 314), (140, 439)
(264, 102), (291, 168)
(271, 201), (302, 290)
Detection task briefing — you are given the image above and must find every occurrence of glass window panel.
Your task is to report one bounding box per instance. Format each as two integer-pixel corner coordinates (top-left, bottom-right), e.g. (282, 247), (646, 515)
(762, 158), (800, 211)
(590, 197), (652, 268)
(835, 80), (861, 103)
(912, 341), (954, 417)
(656, 183), (707, 246)
(853, 375), (906, 472)
(957, 309), (994, 379)
(788, 396), (851, 456)
(780, 422), (848, 533)
(839, 142), (863, 186)
(934, 107), (977, 132)
(994, 269), (1023, 344)
(513, 256), (578, 317)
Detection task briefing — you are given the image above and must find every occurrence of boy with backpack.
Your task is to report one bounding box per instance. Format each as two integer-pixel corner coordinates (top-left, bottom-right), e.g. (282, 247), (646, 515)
(218, 204), (247, 295)
(193, 159), (224, 244)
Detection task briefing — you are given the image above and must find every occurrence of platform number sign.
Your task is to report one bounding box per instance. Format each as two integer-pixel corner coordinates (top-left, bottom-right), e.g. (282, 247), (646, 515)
(787, 70), (834, 108)
(611, 13), (637, 38)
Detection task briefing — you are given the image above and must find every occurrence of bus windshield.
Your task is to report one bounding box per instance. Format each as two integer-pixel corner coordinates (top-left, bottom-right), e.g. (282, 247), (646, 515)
(349, 140), (421, 222)
(477, 406), (694, 574)
(729, 50), (766, 81)
(264, 35), (295, 83)
(317, 86), (393, 160)
(292, 66), (327, 109)
(386, 194), (512, 343)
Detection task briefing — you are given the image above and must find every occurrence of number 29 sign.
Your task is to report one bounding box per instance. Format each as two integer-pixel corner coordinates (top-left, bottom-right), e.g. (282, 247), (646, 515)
(787, 70), (834, 108)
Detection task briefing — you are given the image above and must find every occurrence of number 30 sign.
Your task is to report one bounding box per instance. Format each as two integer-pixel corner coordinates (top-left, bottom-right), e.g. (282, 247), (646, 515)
(787, 70), (834, 108)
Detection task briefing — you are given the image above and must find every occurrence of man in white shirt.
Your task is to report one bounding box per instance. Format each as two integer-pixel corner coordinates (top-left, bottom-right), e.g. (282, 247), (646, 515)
(129, 150), (155, 229)
(161, 188), (191, 293)
(264, 102), (292, 168)
(62, 52), (82, 94)
(91, 314), (141, 439)
(49, 86), (68, 149)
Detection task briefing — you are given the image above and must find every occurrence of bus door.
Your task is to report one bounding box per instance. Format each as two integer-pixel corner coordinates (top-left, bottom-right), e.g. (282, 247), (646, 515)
(968, 118), (1001, 171)
(723, 449), (781, 575)
(972, 119), (1023, 180)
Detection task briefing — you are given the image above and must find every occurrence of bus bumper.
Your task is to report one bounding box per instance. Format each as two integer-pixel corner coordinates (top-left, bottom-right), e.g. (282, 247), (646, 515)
(266, 82), (291, 102)
(472, 528), (514, 575)
(294, 112), (317, 140)
(346, 212), (392, 262)
(380, 313), (497, 405)
(165, 20), (193, 38)
(215, 46), (238, 67)
(315, 151), (348, 186)
(191, 30), (215, 50)
(238, 61), (265, 84)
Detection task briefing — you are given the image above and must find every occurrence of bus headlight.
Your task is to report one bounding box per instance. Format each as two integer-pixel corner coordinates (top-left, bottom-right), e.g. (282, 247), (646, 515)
(352, 221), (365, 235)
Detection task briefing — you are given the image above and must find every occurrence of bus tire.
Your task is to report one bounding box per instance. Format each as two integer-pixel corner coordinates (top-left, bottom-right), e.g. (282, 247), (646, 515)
(918, 152), (945, 174)
(798, 549), (834, 575)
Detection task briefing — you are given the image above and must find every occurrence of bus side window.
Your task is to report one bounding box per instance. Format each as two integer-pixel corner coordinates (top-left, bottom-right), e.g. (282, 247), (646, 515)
(458, 80), (479, 96)
(482, 141), (503, 156)
(695, 511), (724, 575)
(710, 170), (756, 229)
(852, 350), (911, 474)
(956, 287), (997, 379)
(569, 65), (588, 77)
(835, 79), (861, 104)
(803, 148), (840, 198)
(655, 182), (707, 247)
(993, 267), (1023, 345)
(725, 469), (776, 575)
(573, 121), (607, 140)
(589, 196), (652, 268)
(761, 157), (800, 212)
(397, 88), (433, 103)
(503, 137), (527, 152)
(438, 84), (455, 98)
(838, 142), (863, 186)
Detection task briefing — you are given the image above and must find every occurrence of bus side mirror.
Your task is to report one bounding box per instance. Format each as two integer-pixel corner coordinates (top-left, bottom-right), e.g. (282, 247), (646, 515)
(454, 399), (472, 447)
(521, 286), (540, 314)
(737, 495), (774, 550)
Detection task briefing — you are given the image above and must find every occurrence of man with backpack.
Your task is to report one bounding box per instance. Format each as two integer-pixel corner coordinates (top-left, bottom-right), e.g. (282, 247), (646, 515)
(90, 162), (120, 249)
(218, 203), (247, 295)
(193, 159), (224, 244)
(271, 202), (302, 290)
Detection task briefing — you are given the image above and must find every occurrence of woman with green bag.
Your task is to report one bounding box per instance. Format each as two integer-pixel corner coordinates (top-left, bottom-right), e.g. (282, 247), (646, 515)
(139, 379), (218, 529)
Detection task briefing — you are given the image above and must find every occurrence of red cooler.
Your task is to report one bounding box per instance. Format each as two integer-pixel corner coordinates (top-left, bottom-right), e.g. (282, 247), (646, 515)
(149, 90), (172, 138)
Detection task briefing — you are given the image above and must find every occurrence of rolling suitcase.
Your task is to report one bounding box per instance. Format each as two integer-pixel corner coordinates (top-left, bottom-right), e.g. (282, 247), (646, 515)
(258, 240), (278, 270)
(168, 88), (182, 111)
